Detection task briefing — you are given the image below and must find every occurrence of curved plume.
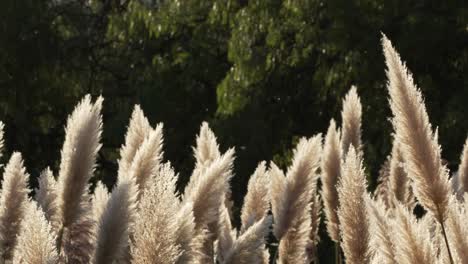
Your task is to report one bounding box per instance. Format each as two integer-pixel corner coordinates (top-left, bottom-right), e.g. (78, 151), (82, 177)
(392, 203), (437, 264)
(221, 216), (271, 264)
(0, 121), (4, 158)
(35, 167), (58, 223)
(457, 137), (468, 197)
(56, 95), (103, 228)
(337, 147), (370, 264)
(91, 182), (109, 222)
(388, 138), (409, 204)
(341, 86), (362, 154)
(270, 135), (322, 263)
(382, 34), (451, 223)
(131, 163), (182, 263)
(446, 197), (468, 264)
(367, 197), (397, 264)
(93, 179), (138, 264)
(0, 153), (30, 261)
(55, 95), (102, 262)
(117, 105), (153, 181)
(121, 123), (164, 195)
(183, 148), (235, 229)
(184, 122), (221, 198)
(12, 202), (59, 264)
(240, 161), (270, 232)
(321, 119), (342, 242)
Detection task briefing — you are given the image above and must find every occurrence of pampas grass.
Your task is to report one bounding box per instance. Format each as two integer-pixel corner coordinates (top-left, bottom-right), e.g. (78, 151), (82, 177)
(341, 86), (362, 154)
(35, 168), (58, 223)
(457, 138), (468, 196)
(0, 35), (465, 264)
(0, 153), (30, 261)
(270, 135), (322, 264)
(321, 119), (342, 243)
(337, 147), (370, 264)
(240, 161), (270, 232)
(12, 202), (58, 264)
(382, 34), (454, 263)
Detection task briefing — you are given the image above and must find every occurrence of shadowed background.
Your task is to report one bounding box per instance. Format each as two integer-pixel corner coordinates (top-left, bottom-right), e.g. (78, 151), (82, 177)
(0, 0), (466, 262)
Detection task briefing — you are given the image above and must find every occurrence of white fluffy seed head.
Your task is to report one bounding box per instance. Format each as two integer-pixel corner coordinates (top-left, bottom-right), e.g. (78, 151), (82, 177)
(382, 34), (451, 223)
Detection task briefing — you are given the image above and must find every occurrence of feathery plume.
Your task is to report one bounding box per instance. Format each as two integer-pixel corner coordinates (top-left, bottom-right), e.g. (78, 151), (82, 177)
(382, 34), (451, 224)
(307, 193), (322, 261)
(93, 178), (138, 264)
(131, 163), (182, 263)
(446, 197), (468, 264)
(388, 138), (409, 204)
(270, 135), (322, 263)
(392, 203), (437, 264)
(122, 123), (164, 196)
(91, 182), (109, 222)
(183, 148), (235, 229)
(341, 86), (362, 154)
(35, 168), (58, 223)
(173, 202), (198, 264)
(55, 95), (103, 228)
(367, 197), (397, 264)
(216, 204), (236, 263)
(12, 202), (59, 264)
(117, 105), (153, 181)
(240, 161), (270, 232)
(321, 119), (342, 242)
(457, 137), (468, 196)
(337, 147), (370, 264)
(184, 122), (221, 200)
(0, 153), (30, 261)
(0, 121), (4, 158)
(221, 216), (271, 264)
(54, 95), (102, 262)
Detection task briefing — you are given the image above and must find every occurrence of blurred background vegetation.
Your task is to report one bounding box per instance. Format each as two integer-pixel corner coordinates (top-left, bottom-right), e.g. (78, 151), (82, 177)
(0, 0), (466, 262)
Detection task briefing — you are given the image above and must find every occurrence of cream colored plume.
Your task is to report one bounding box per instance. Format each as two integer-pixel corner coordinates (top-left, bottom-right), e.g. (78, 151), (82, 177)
(341, 85), (362, 154)
(194, 122), (221, 170)
(457, 137), (468, 197)
(220, 216), (271, 264)
(270, 135), (322, 263)
(337, 147), (370, 264)
(131, 163), (182, 263)
(121, 123), (164, 195)
(117, 105), (153, 181)
(382, 35), (451, 223)
(446, 197), (468, 264)
(183, 148), (235, 229)
(0, 153), (30, 261)
(184, 122), (221, 198)
(374, 156), (392, 208)
(392, 203), (437, 264)
(55, 95), (103, 228)
(35, 167), (58, 223)
(321, 119), (342, 242)
(173, 202), (198, 264)
(54, 95), (102, 263)
(0, 121), (4, 158)
(367, 197), (397, 264)
(93, 178), (138, 264)
(12, 202), (58, 264)
(91, 182), (109, 222)
(216, 204), (236, 263)
(307, 193), (322, 261)
(388, 138), (410, 205)
(240, 161), (270, 232)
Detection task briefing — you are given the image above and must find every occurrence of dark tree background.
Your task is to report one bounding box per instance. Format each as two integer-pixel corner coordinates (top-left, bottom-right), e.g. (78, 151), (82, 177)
(0, 0), (466, 262)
